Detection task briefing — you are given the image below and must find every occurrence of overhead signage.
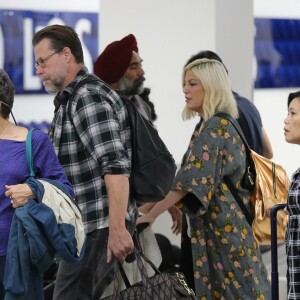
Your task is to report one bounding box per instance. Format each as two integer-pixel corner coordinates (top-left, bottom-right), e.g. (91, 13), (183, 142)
(0, 10), (98, 94)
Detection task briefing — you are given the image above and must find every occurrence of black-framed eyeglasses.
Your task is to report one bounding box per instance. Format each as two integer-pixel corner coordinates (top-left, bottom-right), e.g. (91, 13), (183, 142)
(34, 48), (63, 68)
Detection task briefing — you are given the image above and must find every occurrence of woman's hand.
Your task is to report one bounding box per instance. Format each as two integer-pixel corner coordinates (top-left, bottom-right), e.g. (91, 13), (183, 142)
(5, 184), (34, 208)
(136, 213), (156, 229)
(136, 190), (187, 232)
(168, 205), (182, 235)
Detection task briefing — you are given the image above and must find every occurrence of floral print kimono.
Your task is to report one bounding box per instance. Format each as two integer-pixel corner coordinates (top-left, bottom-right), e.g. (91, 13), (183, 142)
(173, 116), (271, 300)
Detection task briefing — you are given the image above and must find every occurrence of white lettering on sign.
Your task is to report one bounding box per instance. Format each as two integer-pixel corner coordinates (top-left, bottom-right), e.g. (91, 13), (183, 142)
(24, 18), (41, 90)
(76, 18), (93, 71)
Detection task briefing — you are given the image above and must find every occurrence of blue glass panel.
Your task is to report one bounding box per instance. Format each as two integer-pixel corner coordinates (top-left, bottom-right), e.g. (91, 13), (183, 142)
(255, 18), (300, 88)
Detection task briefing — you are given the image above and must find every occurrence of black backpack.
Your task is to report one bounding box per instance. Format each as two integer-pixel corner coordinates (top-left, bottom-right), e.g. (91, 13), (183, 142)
(68, 75), (177, 203)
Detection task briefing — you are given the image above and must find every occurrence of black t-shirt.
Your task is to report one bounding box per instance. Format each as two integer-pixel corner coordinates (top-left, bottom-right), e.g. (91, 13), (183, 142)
(234, 92), (264, 156)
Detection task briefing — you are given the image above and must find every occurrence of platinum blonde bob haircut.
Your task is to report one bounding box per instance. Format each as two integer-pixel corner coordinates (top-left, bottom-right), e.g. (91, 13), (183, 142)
(182, 58), (238, 121)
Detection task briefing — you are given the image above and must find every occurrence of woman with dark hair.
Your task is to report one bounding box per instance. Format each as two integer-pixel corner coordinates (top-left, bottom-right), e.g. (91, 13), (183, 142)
(284, 91), (300, 299)
(0, 69), (77, 300)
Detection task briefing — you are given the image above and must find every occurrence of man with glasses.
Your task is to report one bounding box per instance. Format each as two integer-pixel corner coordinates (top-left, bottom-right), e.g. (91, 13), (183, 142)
(34, 48), (63, 68)
(32, 24), (137, 300)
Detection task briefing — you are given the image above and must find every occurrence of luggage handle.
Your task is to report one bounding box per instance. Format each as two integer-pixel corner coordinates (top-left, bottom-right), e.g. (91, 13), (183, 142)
(118, 247), (161, 289)
(270, 203), (287, 300)
(117, 247), (195, 298)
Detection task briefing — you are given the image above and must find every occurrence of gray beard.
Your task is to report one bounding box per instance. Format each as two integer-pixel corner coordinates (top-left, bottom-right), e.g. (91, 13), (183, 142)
(119, 76), (145, 96)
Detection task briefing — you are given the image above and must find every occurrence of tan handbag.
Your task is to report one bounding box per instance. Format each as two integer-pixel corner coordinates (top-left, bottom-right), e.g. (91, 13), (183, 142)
(250, 151), (289, 245)
(216, 112), (290, 245)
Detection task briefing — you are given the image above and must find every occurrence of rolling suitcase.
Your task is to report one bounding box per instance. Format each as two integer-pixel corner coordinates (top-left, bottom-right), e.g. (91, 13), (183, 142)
(270, 203), (287, 300)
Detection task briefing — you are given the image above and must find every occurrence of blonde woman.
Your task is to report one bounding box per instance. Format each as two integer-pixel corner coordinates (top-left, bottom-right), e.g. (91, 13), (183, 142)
(138, 58), (271, 299)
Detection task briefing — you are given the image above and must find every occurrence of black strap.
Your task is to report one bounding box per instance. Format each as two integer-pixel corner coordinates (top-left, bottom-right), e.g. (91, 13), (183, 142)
(223, 176), (253, 225)
(118, 261), (131, 288)
(117, 248), (161, 289)
(215, 112), (254, 226)
(67, 75), (100, 125)
(215, 112), (251, 153)
(48, 75), (100, 136)
(118, 228), (148, 287)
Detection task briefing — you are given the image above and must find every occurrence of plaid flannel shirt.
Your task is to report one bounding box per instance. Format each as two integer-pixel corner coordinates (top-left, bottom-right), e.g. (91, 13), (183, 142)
(287, 167), (300, 299)
(49, 67), (137, 234)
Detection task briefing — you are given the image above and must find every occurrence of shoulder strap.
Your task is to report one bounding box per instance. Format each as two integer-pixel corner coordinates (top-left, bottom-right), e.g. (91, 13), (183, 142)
(215, 112), (254, 226)
(122, 98), (138, 169)
(26, 128), (36, 178)
(215, 112), (251, 153)
(117, 248), (161, 289)
(67, 75), (100, 125)
(223, 177), (253, 226)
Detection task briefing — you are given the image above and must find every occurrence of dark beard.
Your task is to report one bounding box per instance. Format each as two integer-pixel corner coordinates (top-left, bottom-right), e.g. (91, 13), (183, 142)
(122, 76), (145, 96)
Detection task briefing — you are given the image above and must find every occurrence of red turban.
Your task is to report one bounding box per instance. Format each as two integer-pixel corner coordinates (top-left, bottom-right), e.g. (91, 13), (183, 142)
(93, 34), (138, 84)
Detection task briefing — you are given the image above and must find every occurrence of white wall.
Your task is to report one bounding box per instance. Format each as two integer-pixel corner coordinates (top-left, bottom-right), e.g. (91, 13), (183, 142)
(216, 0), (254, 99)
(99, 0), (216, 170)
(100, 0), (253, 171)
(254, 0), (300, 18)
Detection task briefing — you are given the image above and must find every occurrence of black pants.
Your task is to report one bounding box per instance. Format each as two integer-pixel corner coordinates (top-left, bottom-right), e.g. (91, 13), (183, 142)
(179, 215), (195, 291)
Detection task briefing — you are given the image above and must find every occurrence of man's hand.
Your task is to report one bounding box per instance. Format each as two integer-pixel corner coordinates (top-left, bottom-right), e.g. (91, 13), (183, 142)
(107, 226), (134, 263)
(168, 205), (182, 235)
(5, 184), (34, 208)
(104, 174), (133, 263)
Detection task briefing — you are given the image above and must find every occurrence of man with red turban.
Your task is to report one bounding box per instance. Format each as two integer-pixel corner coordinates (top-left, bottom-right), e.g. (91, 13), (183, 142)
(94, 34), (156, 122)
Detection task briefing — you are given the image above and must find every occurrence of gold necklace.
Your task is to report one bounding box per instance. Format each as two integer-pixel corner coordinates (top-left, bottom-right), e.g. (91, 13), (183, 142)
(1, 125), (9, 138)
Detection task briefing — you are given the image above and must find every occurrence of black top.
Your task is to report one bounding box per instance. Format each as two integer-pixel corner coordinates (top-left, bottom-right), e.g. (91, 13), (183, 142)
(234, 92), (263, 155)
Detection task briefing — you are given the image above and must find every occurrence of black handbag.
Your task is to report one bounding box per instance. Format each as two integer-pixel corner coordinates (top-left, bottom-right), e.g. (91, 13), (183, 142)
(101, 249), (196, 300)
(123, 98), (177, 203)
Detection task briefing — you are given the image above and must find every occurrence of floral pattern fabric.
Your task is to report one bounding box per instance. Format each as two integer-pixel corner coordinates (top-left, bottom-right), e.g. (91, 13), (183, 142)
(173, 116), (271, 300)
